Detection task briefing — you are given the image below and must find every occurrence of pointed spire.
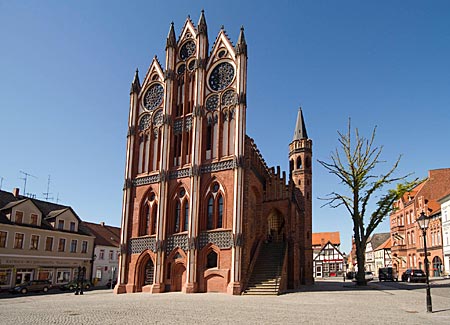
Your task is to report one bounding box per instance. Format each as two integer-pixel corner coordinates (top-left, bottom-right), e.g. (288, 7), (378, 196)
(235, 26), (247, 56)
(130, 68), (141, 94)
(166, 22), (176, 49)
(198, 9), (207, 36)
(293, 107), (308, 140)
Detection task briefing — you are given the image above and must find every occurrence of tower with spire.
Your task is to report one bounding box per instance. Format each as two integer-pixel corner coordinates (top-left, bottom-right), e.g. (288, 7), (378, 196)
(117, 12), (312, 296)
(289, 107), (313, 282)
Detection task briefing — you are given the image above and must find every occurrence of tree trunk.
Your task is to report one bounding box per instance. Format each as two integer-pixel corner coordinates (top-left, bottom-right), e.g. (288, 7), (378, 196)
(355, 241), (367, 286)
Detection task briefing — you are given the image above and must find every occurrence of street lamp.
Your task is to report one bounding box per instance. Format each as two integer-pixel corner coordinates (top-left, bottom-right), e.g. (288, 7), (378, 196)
(417, 211), (432, 313)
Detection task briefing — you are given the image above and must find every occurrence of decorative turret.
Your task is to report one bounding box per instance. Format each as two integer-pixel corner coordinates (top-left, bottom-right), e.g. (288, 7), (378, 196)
(235, 26), (247, 57)
(166, 22), (176, 49)
(130, 68), (141, 94)
(197, 9), (207, 36)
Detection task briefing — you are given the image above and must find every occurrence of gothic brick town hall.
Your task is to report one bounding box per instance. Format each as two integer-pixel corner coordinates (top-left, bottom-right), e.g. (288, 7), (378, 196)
(116, 11), (313, 295)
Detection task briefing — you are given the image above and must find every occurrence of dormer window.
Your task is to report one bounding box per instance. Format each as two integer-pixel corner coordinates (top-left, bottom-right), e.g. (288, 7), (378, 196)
(58, 220), (64, 230)
(30, 214), (38, 226)
(70, 222), (76, 232)
(15, 211), (23, 224)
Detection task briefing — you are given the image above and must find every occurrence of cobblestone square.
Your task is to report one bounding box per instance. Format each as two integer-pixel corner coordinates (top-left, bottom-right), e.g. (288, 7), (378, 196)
(1, 280), (450, 324)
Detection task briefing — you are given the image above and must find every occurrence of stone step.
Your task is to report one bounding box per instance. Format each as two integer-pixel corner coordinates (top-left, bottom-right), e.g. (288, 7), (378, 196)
(247, 283), (280, 288)
(249, 276), (279, 281)
(243, 290), (279, 295)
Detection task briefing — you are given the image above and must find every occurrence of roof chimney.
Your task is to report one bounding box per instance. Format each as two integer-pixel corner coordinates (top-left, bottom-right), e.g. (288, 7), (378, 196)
(100, 221), (105, 226)
(12, 188), (20, 197)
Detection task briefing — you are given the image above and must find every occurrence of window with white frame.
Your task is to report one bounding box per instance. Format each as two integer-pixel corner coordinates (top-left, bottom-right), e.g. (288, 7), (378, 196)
(15, 211), (24, 224)
(38, 269), (53, 282)
(81, 241), (88, 253)
(30, 213), (38, 225)
(56, 269), (71, 283)
(109, 250), (114, 260)
(14, 233), (24, 249)
(0, 231), (7, 248)
(45, 237), (54, 251)
(30, 235), (39, 250)
(58, 238), (66, 252)
(70, 239), (77, 253)
(99, 249), (105, 260)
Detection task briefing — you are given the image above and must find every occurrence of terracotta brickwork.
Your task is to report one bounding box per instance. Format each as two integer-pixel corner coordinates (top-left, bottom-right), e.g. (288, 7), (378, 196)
(116, 12), (313, 295)
(390, 168), (450, 277)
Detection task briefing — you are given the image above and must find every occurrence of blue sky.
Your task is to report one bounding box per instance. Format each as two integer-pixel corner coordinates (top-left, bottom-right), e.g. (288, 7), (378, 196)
(1, 1), (449, 253)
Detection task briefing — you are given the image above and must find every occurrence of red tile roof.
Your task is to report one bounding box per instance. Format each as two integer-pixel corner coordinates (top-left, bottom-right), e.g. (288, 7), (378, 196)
(81, 221), (121, 247)
(376, 237), (391, 250)
(312, 232), (340, 247)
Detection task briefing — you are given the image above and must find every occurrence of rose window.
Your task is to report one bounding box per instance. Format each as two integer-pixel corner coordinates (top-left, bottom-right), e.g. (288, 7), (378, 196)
(143, 84), (164, 111)
(180, 41), (196, 60)
(208, 62), (235, 91)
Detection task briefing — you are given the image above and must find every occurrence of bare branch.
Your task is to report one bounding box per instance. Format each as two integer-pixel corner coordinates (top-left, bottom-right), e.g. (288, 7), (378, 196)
(317, 119), (418, 286)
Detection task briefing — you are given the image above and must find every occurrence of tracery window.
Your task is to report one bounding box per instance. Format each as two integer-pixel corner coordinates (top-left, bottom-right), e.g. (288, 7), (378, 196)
(140, 192), (158, 236)
(170, 188), (189, 234)
(205, 183), (224, 230)
(174, 201), (181, 233)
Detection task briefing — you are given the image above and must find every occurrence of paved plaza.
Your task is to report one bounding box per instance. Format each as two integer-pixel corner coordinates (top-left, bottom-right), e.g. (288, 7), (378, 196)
(1, 279), (450, 324)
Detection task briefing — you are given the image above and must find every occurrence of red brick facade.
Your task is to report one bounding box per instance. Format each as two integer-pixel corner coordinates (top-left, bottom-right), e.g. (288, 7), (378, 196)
(115, 12), (313, 295)
(390, 168), (450, 277)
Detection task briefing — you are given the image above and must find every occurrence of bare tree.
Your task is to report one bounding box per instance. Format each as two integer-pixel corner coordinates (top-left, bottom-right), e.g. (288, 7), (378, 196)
(318, 121), (419, 285)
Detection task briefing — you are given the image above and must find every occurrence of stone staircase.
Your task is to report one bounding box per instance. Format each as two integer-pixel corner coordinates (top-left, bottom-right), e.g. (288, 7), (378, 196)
(243, 241), (285, 295)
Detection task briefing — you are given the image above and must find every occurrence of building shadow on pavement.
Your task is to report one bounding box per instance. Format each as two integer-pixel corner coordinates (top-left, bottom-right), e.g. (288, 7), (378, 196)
(284, 278), (450, 294)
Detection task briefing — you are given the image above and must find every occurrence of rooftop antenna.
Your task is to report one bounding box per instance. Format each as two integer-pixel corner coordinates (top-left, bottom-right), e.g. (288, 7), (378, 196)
(43, 175), (54, 201)
(19, 170), (37, 196)
(0, 176), (4, 190)
(56, 192), (61, 203)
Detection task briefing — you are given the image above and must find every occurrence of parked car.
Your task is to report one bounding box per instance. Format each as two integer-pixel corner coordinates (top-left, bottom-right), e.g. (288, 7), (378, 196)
(365, 271), (374, 281)
(59, 280), (93, 291)
(401, 269), (426, 283)
(379, 267), (398, 282)
(9, 280), (52, 294)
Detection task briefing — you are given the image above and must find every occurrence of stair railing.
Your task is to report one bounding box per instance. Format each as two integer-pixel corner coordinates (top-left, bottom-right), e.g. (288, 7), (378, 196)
(277, 243), (289, 294)
(244, 238), (263, 291)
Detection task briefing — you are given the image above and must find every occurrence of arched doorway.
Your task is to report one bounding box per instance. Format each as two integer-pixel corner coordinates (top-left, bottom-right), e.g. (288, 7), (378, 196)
(267, 210), (285, 242)
(172, 263), (186, 292)
(141, 259), (154, 290)
(432, 256), (442, 277)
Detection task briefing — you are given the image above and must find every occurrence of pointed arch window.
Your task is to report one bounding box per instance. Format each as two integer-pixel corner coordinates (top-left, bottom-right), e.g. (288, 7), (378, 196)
(206, 124), (212, 151)
(207, 250), (218, 269)
(174, 201), (181, 233)
(205, 183), (225, 230)
(171, 188), (190, 234)
(184, 201), (189, 232)
(207, 197), (214, 230)
(151, 203), (157, 235)
(140, 192), (158, 236)
(145, 205), (151, 234)
(217, 196), (223, 228)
